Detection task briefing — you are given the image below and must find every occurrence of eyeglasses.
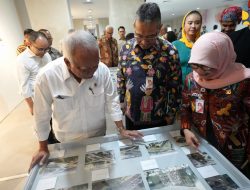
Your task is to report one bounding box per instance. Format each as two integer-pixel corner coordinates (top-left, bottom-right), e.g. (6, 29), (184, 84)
(189, 63), (213, 71)
(134, 33), (158, 41)
(32, 44), (49, 52)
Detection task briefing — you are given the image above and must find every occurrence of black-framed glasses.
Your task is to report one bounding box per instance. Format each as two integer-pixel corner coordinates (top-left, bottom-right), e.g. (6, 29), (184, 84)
(189, 63), (213, 71)
(134, 33), (158, 41)
(32, 44), (49, 52)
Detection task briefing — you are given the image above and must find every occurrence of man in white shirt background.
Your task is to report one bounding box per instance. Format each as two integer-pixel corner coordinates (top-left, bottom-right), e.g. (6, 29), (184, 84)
(16, 31), (51, 116)
(29, 30), (143, 171)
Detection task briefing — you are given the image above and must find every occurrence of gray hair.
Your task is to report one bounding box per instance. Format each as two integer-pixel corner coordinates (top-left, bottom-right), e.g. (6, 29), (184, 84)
(62, 30), (98, 63)
(135, 2), (161, 25)
(105, 25), (113, 31)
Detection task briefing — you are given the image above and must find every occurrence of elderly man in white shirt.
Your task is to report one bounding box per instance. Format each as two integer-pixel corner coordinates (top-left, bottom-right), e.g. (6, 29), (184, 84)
(29, 30), (143, 171)
(17, 31), (51, 115)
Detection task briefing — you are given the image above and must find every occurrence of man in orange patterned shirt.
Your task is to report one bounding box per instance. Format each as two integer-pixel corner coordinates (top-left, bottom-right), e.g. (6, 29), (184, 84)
(98, 25), (118, 67)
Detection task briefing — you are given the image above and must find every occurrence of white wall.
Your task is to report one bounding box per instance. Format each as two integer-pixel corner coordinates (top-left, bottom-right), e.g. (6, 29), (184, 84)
(0, 0), (23, 121)
(25, 0), (73, 50)
(97, 18), (109, 38)
(14, 0), (31, 31)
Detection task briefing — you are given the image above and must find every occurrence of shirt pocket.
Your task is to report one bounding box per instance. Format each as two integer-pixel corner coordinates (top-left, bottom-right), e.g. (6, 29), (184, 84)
(85, 86), (105, 108)
(53, 97), (74, 113)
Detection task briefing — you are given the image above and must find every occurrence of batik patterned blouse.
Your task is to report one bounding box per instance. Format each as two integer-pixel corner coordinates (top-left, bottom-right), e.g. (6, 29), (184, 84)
(181, 73), (250, 167)
(98, 36), (118, 67)
(117, 38), (182, 126)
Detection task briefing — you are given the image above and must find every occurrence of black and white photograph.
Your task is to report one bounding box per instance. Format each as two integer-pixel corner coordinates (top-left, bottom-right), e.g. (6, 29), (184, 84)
(49, 183), (88, 190)
(205, 174), (239, 190)
(144, 164), (204, 190)
(145, 140), (174, 155)
(92, 174), (146, 190)
(187, 151), (216, 168)
(85, 150), (115, 169)
(120, 145), (142, 159)
(169, 130), (188, 147)
(39, 156), (79, 178)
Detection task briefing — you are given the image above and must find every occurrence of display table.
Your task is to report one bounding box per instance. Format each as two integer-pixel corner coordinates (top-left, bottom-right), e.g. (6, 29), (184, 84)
(24, 125), (250, 190)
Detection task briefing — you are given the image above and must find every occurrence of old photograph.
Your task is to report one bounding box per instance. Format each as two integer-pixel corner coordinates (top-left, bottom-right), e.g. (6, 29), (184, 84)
(169, 130), (188, 147)
(49, 183), (88, 190)
(145, 140), (174, 155)
(144, 164), (202, 190)
(187, 151), (216, 168)
(205, 174), (239, 190)
(39, 156), (79, 178)
(92, 174), (146, 190)
(120, 145), (142, 159)
(85, 150), (115, 169)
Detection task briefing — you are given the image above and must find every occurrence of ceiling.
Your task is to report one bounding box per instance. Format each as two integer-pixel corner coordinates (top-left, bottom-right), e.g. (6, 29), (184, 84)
(69, 0), (247, 21)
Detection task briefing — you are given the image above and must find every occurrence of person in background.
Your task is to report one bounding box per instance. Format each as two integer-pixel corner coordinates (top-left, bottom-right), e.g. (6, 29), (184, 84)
(117, 26), (126, 53)
(117, 2), (182, 130)
(159, 24), (168, 40)
(165, 31), (177, 43)
(201, 25), (207, 35)
(181, 32), (250, 178)
(230, 1), (250, 68)
(125, 33), (134, 41)
(98, 25), (118, 67)
(219, 6), (242, 35)
(29, 30), (143, 171)
(177, 27), (182, 39)
(172, 10), (202, 84)
(17, 31), (51, 116)
(39, 29), (62, 61)
(16, 28), (34, 55)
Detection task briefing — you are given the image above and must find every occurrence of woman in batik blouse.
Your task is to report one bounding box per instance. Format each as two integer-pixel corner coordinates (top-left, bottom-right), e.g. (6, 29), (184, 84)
(181, 32), (250, 178)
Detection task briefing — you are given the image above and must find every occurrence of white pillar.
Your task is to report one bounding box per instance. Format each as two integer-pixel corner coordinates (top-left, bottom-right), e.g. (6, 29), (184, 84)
(0, 0), (23, 121)
(109, 0), (144, 40)
(24, 0), (73, 50)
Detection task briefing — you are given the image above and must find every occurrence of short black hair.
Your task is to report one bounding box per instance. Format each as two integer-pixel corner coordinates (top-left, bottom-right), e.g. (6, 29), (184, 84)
(125, 33), (134, 41)
(38, 29), (49, 33)
(136, 2), (161, 25)
(118, 26), (125, 31)
(28, 31), (47, 43)
(213, 24), (218, 30)
(24, 28), (34, 36)
(166, 31), (177, 43)
(184, 10), (202, 24)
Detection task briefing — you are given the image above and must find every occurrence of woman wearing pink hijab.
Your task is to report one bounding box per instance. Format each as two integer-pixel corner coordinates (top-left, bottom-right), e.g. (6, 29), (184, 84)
(181, 32), (250, 178)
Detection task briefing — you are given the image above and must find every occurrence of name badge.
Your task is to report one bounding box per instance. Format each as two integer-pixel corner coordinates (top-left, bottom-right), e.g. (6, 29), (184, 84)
(146, 77), (153, 89)
(195, 99), (204, 114)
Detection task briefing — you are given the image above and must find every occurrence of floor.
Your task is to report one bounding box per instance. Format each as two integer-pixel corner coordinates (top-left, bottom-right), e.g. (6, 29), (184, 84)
(0, 101), (117, 190)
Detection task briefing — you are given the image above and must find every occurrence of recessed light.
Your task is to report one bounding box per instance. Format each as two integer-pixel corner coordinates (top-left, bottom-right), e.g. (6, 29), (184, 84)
(88, 9), (92, 13)
(172, 13), (175, 16)
(197, 7), (200, 10)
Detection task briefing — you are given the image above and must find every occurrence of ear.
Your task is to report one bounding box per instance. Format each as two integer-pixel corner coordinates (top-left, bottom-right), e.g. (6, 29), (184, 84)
(64, 58), (71, 69)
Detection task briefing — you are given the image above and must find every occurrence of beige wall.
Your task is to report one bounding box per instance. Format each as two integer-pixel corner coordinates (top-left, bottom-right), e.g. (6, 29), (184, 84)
(73, 19), (84, 30)
(25, 0), (73, 50)
(0, 0), (24, 121)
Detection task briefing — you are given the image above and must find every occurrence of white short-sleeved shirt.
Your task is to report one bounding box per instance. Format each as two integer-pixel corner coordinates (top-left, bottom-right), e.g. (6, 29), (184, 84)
(16, 48), (51, 98)
(34, 57), (122, 142)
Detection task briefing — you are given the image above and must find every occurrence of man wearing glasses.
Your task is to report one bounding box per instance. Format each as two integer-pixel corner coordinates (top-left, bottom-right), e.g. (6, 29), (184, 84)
(117, 2), (182, 130)
(17, 31), (51, 116)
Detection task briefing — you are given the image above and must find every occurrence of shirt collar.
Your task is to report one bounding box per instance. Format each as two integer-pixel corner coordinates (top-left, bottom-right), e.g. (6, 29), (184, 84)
(27, 47), (36, 58)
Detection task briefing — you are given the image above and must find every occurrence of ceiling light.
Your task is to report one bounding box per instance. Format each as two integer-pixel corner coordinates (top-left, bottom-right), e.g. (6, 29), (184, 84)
(172, 13), (175, 16)
(197, 7), (200, 10)
(86, 0), (91, 2)
(88, 9), (92, 13)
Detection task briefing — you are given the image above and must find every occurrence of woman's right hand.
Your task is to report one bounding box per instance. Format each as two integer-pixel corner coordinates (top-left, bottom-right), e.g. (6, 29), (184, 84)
(183, 129), (200, 149)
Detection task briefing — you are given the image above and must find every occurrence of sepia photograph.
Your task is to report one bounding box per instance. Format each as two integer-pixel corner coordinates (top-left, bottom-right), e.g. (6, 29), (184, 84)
(169, 130), (188, 147)
(92, 174), (146, 190)
(85, 150), (115, 169)
(145, 140), (174, 155)
(120, 145), (142, 159)
(205, 174), (239, 190)
(39, 156), (79, 178)
(187, 151), (216, 168)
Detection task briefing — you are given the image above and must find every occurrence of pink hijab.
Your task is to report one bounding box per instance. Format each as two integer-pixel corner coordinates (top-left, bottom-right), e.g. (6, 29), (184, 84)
(189, 32), (250, 89)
